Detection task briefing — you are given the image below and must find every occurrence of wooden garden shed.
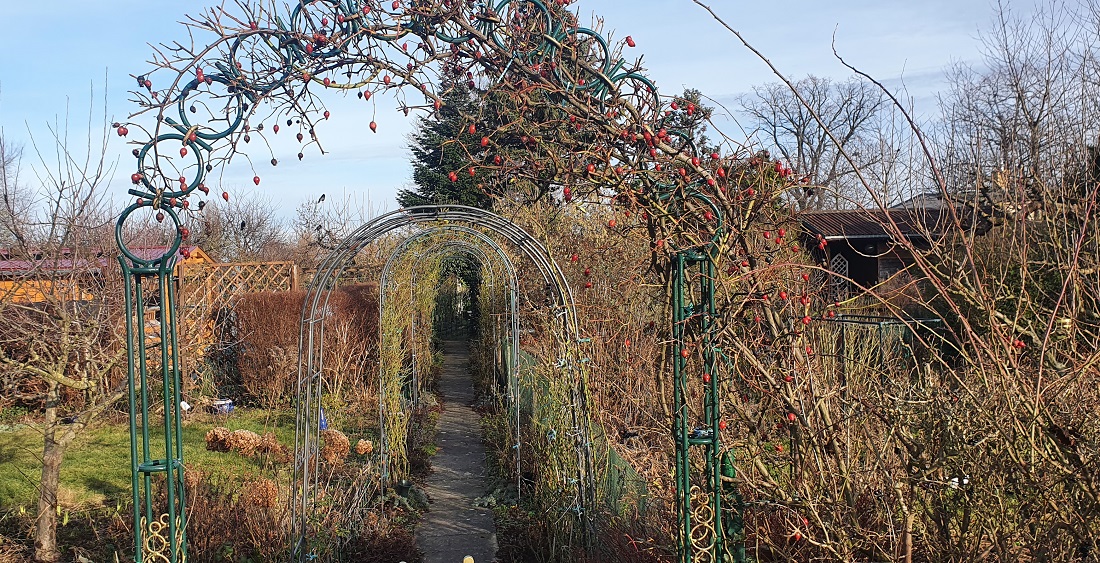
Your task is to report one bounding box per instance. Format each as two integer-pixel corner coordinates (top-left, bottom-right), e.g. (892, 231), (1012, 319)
(0, 245), (214, 304)
(801, 208), (950, 297)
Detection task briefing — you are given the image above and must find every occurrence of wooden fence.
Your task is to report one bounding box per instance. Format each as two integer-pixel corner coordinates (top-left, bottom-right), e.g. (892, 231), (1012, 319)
(298, 264), (376, 288)
(175, 261), (300, 387)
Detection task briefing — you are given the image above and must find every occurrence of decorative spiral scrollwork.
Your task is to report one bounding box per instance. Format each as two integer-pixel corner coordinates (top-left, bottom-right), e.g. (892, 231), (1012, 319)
(142, 513), (185, 563)
(117, 0), (723, 255)
(689, 485), (717, 561)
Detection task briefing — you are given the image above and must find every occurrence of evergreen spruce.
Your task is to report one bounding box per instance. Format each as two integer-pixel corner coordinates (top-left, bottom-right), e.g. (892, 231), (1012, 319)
(398, 83), (494, 209)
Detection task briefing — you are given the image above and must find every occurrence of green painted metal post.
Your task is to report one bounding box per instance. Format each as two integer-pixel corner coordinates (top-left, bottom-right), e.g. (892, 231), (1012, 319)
(119, 255), (188, 562)
(673, 250), (743, 562)
(672, 253), (690, 562)
(700, 254), (724, 559)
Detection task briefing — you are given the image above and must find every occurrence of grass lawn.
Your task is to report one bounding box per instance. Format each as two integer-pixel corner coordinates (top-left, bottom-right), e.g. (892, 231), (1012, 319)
(0, 407), (297, 511)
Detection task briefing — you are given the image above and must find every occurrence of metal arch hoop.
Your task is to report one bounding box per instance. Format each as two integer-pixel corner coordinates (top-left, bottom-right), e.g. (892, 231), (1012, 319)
(301, 206), (577, 334)
(292, 205), (593, 559)
(377, 225), (520, 376)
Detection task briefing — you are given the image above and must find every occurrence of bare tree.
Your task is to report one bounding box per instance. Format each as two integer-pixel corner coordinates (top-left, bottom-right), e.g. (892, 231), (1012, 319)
(932, 0), (1100, 336)
(291, 190), (384, 267)
(0, 95), (127, 562)
(936, 1), (1095, 214)
(188, 191), (289, 262)
(1, 133), (32, 249)
(739, 75), (888, 209)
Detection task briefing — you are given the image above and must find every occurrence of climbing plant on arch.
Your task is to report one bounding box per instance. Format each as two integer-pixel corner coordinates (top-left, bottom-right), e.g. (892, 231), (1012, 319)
(377, 224), (521, 413)
(294, 206), (597, 559)
(114, 0), (831, 561)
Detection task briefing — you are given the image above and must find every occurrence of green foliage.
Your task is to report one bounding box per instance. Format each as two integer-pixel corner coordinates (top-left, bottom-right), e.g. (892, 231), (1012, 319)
(441, 254), (482, 336)
(663, 88), (717, 154)
(398, 82), (494, 209)
(0, 406), (27, 425)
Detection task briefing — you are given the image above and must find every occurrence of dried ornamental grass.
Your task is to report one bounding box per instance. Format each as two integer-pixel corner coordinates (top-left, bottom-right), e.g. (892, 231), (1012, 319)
(184, 468), (205, 493)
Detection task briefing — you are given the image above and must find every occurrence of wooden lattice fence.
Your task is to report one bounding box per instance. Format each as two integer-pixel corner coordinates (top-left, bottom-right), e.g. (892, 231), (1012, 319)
(299, 264), (376, 288)
(176, 261), (300, 390)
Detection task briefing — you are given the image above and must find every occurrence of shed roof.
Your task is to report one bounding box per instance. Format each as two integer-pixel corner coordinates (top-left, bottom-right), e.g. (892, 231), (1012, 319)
(800, 209), (950, 241)
(0, 246), (211, 274)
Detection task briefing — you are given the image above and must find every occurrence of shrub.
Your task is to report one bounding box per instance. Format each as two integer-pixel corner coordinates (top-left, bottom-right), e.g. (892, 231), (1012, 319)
(182, 471), (289, 562)
(204, 426), (231, 452)
(320, 429), (350, 466)
(235, 285), (379, 407)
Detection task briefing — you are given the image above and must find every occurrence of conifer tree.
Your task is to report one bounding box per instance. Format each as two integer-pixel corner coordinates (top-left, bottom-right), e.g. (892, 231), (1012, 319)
(398, 82), (494, 209)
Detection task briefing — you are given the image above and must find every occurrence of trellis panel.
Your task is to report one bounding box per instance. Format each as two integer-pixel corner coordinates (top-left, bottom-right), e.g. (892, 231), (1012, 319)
(175, 261), (299, 384)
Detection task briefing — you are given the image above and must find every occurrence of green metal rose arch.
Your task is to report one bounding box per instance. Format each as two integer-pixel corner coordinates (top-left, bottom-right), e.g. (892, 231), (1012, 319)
(116, 0), (742, 561)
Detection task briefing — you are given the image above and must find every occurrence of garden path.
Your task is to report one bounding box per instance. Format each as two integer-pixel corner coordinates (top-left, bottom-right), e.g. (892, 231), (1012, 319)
(414, 340), (497, 563)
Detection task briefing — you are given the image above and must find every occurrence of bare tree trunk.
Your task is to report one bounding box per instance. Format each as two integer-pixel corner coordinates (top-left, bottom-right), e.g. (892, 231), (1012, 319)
(34, 381), (62, 563)
(904, 512), (914, 563)
(34, 381), (81, 563)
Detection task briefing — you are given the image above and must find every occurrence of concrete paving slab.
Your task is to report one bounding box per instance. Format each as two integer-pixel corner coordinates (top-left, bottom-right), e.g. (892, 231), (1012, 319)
(414, 340), (498, 563)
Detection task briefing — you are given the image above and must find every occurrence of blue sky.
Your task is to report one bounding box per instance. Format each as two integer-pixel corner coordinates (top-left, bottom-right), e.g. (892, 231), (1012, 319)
(0, 0), (1007, 221)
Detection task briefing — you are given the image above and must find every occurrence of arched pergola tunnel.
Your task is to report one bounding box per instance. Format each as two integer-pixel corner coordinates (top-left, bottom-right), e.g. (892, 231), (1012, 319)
(377, 228), (522, 479)
(292, 205), (597, 558)
(378, 226), (520, 408)
(378, 231), (515, 480)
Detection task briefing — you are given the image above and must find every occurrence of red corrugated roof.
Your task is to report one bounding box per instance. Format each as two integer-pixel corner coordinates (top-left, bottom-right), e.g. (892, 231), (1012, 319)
(0, 258), (100, 272)
(0, 246), (198, 273)
(125, 246), (198, 263)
